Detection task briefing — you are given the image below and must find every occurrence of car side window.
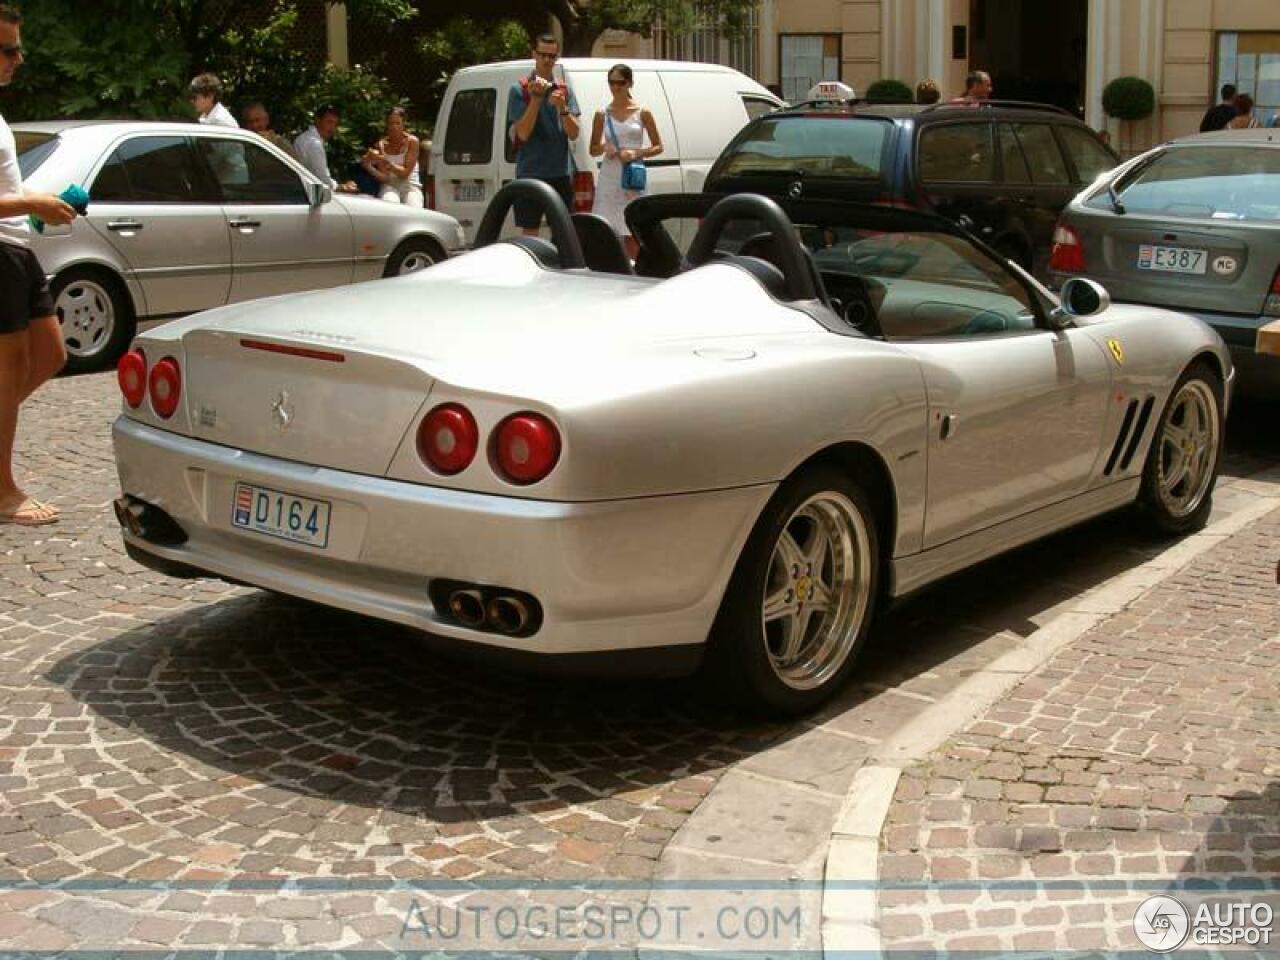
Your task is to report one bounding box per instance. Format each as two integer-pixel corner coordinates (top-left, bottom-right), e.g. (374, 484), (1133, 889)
(93, 136), (216, 204)
(90, 150), (131, 202)
(997, 123), (1032, 183)
(443, 88), (496, 164)
(196, 137), (307, 204)
(742, 96), (778, 121)
(919, 122), (995, 183)
(1056, 125), (1117, 184)
(1011, 124), (1070, 186)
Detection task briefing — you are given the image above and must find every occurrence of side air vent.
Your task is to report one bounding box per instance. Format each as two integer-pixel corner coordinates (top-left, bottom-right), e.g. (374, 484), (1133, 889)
(1103, 399), (1139, 476)
(1119, 396), (1156, 472)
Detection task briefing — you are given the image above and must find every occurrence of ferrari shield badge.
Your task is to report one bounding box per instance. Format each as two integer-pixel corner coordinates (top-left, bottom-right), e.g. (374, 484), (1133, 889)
(1107, 338), (1125, 365)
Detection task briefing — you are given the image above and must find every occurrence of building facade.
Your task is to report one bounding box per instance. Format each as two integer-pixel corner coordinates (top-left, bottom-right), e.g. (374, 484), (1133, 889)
(596, 0), (1280, 153)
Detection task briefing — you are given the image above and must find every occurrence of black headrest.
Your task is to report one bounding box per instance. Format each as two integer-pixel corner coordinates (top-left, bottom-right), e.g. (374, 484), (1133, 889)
(718, 255), (788, 300)
(571, 213), (634, 275)
(507, 236), (561, 269)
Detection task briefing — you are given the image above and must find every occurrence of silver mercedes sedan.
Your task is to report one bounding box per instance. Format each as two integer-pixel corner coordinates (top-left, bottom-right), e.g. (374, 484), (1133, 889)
(1049, 128), (1280, 396)
(15, 121), (466, 372)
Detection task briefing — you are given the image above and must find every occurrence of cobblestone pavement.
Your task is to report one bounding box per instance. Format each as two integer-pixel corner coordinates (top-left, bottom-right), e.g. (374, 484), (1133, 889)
(877, 502), (1280, 953)
(1, 372), (1276, 952)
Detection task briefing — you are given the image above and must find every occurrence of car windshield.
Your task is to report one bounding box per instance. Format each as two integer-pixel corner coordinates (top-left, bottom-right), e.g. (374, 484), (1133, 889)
(1092, 145), (1280, 221)
(15, 131), (59, 179)
(713, 116), (889, 179)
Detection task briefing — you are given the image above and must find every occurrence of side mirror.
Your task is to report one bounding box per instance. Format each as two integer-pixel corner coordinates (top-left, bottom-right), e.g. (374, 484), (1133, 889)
(306, 181), (332, 207)
(1050, 277), (1111, 328)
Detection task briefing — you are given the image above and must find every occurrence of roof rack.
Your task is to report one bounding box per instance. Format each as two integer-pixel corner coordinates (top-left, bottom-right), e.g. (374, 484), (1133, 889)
(919, 98), (1077, 117)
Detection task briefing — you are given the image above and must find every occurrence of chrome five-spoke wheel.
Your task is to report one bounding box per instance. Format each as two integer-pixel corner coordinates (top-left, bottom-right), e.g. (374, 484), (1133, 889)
(762, 492), (873, 691)
(709, 467), (880, 716)
(1154, 378), (1219, 520)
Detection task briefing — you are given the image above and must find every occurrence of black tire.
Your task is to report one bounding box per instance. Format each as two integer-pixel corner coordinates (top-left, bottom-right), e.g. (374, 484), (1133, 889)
(1138, 361), (1224, 536)
(704, 466), (880, 717)
(383, 236), (446, 278)
(50, 267), (136, 374)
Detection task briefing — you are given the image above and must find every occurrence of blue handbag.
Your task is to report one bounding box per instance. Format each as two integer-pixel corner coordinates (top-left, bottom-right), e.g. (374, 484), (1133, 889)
(605, 112), (647, 191)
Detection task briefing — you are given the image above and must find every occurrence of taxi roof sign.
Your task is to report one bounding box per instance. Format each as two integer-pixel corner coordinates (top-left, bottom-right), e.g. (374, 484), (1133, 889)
(807, 80), (856, 102)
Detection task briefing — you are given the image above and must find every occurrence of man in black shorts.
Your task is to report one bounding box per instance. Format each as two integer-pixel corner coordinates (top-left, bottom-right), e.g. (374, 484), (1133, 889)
(0, 4), (78, 526)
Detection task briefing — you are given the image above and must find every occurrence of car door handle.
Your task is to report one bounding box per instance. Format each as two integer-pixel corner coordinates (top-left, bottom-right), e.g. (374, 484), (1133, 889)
(941, 414), (959, 440)
(106, 219), (144, 233)
(228, 218), (261, 231)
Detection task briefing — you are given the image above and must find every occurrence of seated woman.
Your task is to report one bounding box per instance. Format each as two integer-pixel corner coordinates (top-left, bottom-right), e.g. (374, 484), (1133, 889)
(361, 107), (424, 207)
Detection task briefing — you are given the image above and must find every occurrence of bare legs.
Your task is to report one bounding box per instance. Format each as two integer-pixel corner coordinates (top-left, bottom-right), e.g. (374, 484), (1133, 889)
(0, 315), (65, 522)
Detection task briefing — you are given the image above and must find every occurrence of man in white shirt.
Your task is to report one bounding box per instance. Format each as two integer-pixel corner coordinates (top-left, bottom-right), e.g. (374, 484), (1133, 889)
(293, 104), (357, 193)
(0, 5), (77, 526)
(188, 73), (238, 128)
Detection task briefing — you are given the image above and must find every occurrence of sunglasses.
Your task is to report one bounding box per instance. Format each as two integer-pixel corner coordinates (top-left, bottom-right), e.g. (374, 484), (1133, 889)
(0, 43), (21, 59)
(608, 78), (629, 86)
(534, 51), (558, 60)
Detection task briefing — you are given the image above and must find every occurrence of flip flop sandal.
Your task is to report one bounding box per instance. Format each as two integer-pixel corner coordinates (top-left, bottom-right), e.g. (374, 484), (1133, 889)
(0, 499), (60, 527)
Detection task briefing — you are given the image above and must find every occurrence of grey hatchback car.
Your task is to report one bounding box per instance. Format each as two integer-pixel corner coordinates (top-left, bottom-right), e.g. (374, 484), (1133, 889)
(1050, 129), (1280, 395)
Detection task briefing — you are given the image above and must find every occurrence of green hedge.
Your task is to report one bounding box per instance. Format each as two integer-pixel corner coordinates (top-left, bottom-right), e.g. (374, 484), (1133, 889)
(1102, 76), (1155, 122)
(865, 78), (914, 103)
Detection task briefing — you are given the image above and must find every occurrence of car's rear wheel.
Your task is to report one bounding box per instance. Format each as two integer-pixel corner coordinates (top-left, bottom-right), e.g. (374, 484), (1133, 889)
(1138, 361), (1223, 535)
(51, 267), (135, 374)
(384, 236), (445, 277)
(706, 467), (879, 716)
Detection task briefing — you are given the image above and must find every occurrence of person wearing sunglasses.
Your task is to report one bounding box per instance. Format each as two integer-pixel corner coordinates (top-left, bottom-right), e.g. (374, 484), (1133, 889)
(588, 64), (663, 260)
(0, 4), (78, 526)
(507, 32), (580, 235)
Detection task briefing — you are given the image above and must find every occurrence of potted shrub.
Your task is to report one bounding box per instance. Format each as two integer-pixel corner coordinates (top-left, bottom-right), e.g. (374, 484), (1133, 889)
(866, 78), (914, 104)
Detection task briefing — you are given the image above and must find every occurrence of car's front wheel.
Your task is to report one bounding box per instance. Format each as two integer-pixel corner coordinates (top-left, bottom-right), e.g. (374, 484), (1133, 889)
(1138, 361), (1223, 535)
(51, 268), (135, 374)
(707, 467), (879, 716)
(383, 236), (445, 277)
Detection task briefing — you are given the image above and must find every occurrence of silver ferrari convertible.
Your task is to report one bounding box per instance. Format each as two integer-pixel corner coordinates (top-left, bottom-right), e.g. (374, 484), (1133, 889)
(111, 182), (1232, 714)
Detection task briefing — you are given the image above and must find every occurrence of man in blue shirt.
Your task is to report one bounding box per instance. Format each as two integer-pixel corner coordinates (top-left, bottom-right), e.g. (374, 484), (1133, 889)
(506, 33), (580, 234)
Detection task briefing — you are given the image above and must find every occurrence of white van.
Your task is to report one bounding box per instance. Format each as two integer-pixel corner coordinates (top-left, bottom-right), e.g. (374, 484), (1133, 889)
(429, 58), (782, 241)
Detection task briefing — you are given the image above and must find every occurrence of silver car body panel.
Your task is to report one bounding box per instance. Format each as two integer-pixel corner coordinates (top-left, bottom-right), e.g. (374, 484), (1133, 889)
(16, 121), (465, 320)
(114, 242), (1231, 658)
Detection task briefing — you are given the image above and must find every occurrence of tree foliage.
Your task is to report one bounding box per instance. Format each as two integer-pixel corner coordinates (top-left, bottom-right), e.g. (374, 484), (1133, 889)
(1102, 76), (1155, 122)
(537, 0), (757, 56)
(418, 16), (530, 108)
(865, 79), (914, 103)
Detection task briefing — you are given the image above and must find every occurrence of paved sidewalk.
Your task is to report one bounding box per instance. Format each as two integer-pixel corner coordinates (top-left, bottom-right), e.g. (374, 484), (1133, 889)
(875, 501), (1280, 952)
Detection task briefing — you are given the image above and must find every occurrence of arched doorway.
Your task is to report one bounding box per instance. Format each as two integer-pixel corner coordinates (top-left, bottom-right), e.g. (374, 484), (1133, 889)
(968, 0), (1088, 115)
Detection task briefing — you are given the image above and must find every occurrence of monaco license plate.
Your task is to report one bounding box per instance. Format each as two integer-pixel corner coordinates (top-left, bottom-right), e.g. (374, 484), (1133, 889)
(231, 482), (331, 549)
(1137, 244), (1207, 274)
(453, 182), (485, 203)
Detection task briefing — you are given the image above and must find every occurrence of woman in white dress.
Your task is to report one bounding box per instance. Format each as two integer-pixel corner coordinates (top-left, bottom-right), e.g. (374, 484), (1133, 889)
(589, 64), (664, 260)
(362, 107), (423, 207)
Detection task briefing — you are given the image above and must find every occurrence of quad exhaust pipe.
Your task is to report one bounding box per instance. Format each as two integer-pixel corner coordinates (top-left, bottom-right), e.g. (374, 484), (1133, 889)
(432, 580), (542, 638)
(112, 496), (187, 546)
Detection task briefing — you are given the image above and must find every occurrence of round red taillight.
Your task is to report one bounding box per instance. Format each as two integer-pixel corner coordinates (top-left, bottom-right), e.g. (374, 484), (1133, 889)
(417, 403), (479, 475)
(493, 413), (560, 485)
(148, 356), (182, 419)
(117, 348), (147, 408)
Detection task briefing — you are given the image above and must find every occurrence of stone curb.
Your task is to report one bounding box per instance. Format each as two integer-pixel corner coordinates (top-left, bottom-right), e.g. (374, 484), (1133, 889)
(819, 474), (1280, 956)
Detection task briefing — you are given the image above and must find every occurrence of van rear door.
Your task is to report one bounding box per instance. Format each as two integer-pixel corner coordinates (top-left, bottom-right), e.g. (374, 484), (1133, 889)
(657, 71), (755, 192)
(435, 80), (500, 242)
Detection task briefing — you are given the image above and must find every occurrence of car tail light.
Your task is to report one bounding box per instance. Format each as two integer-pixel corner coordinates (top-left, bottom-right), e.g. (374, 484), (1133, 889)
(1266, 264), (1280, 318)
(493, 413), (560, 485)
(147, 356), (182, 419)
(417, 403), (479, 475)
(572, 171), (594, 212)
(425, 174), (436, 211)
(1050, 223), (1086, 274)
(117, 348), (147, 408)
